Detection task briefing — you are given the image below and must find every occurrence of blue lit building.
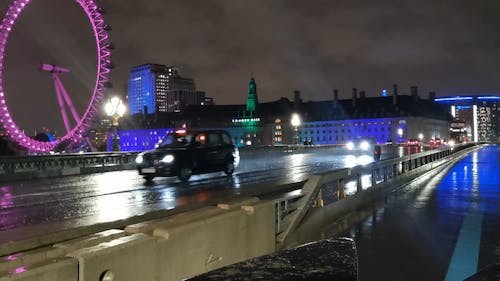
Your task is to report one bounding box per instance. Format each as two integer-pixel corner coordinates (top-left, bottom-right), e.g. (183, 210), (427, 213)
(127, 64), (206, 115)
(435, 95), (500, 142)
(127, 64), (165, 115)
(109, 128), (174, 152)
(116, 84), (453, 151)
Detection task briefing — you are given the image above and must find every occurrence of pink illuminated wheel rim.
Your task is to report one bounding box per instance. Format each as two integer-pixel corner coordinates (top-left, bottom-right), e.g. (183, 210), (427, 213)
(0, 0), (111, 153)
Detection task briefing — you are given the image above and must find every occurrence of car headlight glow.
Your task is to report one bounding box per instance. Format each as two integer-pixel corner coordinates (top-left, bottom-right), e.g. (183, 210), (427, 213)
(135, 155), (144, 164)
(346, 142), (354, 150)
(360, 141), (369, 151)
(161, 154), (174, 163)
(233, 148), (240, 167)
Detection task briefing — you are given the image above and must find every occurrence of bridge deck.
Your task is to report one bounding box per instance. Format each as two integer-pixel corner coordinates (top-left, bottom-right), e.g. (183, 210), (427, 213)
(341, 145), (500, 280)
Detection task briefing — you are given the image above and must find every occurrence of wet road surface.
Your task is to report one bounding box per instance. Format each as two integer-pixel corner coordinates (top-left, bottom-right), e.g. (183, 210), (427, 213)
(340, 145), (500, 281)
(0, 145), (411, 243)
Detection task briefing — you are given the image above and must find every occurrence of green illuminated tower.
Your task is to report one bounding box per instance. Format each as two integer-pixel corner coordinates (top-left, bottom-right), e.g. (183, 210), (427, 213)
(246, 77), (259, 116)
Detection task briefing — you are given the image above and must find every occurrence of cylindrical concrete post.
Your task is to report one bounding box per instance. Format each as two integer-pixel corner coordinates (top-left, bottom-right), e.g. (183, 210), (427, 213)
(315, 190), (324, 207)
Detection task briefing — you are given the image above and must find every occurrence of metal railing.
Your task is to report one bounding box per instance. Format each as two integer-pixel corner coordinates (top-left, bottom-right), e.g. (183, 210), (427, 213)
(275, 143), (482, 244)
(0, 152), (139, 181)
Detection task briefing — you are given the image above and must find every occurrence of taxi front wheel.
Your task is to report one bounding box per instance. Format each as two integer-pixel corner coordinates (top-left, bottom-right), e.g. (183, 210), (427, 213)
(178, 166), (192, 182)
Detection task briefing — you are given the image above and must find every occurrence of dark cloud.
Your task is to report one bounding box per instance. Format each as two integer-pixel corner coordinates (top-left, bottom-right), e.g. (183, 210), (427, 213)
(1, 0), (500, 134)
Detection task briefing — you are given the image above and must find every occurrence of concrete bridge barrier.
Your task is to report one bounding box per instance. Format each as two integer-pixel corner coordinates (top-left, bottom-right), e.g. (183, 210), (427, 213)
(0, 258), (77, 281)
(67, 234), (156, 281)
(141, 200), (274, 281)
(0, 199), (275, 281)
(0, 229), (127, 281)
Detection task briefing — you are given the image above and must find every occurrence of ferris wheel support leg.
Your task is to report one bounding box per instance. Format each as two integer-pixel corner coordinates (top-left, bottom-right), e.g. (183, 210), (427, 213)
(53, 75), (72, 134)
(54, 75), (81, 123)
(54, 75), (96, 151)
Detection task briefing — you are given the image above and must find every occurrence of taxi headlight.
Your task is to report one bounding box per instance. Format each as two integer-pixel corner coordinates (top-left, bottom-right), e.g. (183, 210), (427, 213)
(161, 154), (174, 163)
(135, 155), (144, 164)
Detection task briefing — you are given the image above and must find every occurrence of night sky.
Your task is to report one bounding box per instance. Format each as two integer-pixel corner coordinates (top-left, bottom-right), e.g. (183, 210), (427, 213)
(1, 0), (500, 135)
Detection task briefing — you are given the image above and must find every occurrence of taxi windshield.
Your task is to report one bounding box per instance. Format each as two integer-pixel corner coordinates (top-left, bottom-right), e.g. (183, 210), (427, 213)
(159, 132), (194, 148)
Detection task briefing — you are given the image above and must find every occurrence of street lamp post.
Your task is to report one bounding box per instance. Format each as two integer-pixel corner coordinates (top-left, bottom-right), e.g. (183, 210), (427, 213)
(291, 113), (301, 146)
(105, 97), (126, 151)
(397, 128), (403, 143)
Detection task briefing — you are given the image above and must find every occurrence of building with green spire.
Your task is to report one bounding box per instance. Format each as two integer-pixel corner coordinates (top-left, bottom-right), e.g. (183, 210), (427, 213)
(230, 77), (262, 145)
(246, 77), (259, 116)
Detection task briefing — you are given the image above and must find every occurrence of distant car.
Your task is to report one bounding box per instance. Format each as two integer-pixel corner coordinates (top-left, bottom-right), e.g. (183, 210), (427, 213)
(406, 139), (420, 147)
(135, 129), (239, 182)
(373, 145), (382, 161)
(346, 138), (376, 152)
(430, 138), (442, 146)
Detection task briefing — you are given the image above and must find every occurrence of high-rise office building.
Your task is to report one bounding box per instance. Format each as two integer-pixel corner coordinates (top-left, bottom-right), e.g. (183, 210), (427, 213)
(435, 95), (500, 142)
(127, 64), (206, 115)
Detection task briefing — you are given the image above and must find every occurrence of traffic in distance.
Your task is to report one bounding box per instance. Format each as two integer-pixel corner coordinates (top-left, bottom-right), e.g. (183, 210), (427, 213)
(134, 129), (453, 182)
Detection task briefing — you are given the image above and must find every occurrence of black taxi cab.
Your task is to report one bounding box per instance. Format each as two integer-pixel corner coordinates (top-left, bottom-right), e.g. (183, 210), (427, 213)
(135, 129), (240, 182)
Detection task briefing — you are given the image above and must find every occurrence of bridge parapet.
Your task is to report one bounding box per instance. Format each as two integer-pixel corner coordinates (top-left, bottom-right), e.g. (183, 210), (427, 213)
(0, 198), (276, 281)
(275, 143), (483, 247)
(0, 152), (138, 181)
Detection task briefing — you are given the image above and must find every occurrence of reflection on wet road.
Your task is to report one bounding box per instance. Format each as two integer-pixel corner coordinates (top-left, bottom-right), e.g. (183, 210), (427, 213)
(340, 145), (500, 281)
(1, 146), (407, 241)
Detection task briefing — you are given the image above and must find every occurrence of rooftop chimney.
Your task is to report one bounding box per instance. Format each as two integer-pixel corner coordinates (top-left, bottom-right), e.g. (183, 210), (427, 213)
(392, 84), (398, 105)
(333, 89), (339, 109)
(294, 90), (301, 110)
(429, 91), (436, 101)
(352, 88), (358, 108)
(411, 86), (418, 102)
(359, 90), (366, 99)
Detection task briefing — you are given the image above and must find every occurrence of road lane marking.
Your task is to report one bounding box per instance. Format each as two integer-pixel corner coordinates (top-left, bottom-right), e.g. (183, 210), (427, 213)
(444, 212), (483, 281)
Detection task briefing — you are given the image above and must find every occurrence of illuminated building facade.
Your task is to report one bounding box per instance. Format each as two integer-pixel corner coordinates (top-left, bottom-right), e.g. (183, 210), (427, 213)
(298, 117), (446, 145)
(229, 77), (262, 146)
(435, 95), (500, 142)
(128, 64), (166, 115)
(116, 84), (452, 151)
(128, 64), (207, 115)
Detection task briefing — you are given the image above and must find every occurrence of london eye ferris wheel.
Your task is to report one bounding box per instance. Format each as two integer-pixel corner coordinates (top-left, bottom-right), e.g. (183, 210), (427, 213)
(0, 0), (112, 153)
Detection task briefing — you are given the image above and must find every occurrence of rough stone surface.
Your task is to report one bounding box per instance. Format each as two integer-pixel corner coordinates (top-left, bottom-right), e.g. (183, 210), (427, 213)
(187, 238), (357, 281)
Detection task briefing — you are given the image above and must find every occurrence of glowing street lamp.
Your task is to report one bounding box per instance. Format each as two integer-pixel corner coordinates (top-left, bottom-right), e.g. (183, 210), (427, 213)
(291, 113), (301, 145)
(105, 97), (126, 151)
(418, 133), (424, 140)
(397, 128), (404, 143)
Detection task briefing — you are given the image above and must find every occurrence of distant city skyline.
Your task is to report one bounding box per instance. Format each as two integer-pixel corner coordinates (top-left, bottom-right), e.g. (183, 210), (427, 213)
(2, 0), (500, 134)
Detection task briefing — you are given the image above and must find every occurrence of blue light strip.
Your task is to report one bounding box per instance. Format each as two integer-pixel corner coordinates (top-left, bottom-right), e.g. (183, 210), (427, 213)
(435, 97), (473, 102)
(477, 96), (500, 100)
